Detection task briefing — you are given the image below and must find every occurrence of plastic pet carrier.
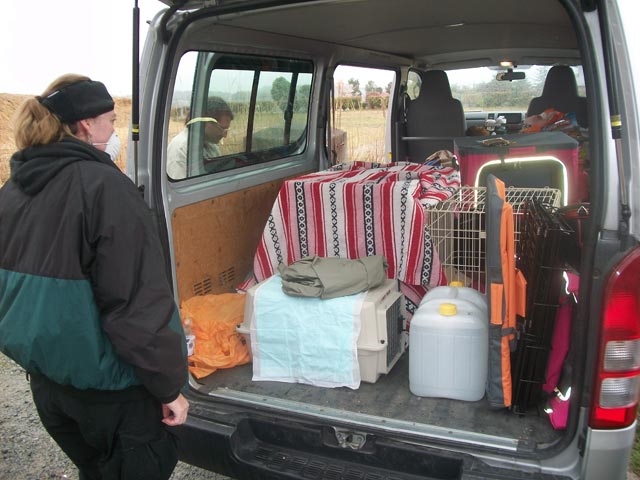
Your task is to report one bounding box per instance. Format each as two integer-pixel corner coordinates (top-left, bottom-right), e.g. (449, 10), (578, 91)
(239, 277), (407, 384)
(453, 131), (581, 204)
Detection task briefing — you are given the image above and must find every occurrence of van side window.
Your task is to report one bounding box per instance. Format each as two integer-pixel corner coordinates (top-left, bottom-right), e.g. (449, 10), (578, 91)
(167, 52), (313, 180)
(330, 65), (395, 163)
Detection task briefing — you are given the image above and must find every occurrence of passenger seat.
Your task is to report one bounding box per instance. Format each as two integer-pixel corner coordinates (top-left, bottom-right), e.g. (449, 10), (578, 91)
(405, 70), (466, 161)
(526, 65), (588, 127)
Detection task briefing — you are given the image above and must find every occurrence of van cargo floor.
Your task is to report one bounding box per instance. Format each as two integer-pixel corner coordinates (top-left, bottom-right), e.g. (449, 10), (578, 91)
(196, 352), (561, 447)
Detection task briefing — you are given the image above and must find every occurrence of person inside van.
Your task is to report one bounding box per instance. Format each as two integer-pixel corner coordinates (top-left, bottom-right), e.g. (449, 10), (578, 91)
(167, 96), (234, 179)
(0, 74), (189, 480)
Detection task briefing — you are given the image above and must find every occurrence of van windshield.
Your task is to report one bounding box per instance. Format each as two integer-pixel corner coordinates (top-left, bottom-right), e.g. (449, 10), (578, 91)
(408, 66), (585, 113)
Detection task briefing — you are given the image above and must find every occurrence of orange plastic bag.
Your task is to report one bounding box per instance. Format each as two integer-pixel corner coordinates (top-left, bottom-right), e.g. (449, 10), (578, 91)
(180, 293), (251, 379)
(521, 108), (565, 133)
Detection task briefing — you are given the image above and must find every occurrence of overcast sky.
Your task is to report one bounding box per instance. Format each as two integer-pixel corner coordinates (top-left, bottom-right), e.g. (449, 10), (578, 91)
(0, 0), (163, 96)
(1, 0), (639, 97)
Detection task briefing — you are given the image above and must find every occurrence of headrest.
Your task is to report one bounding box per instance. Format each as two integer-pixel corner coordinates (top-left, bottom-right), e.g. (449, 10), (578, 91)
(419, 70), (454, 99)
(541, 66), (579, 98)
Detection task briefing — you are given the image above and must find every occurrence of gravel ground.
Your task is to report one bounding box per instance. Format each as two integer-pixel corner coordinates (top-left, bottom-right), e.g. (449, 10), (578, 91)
(0, 353), (232, 480)
(3, 351), (639, 480)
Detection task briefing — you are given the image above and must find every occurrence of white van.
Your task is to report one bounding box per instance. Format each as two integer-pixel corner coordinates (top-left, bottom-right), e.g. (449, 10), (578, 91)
(130, 1), (640, 478)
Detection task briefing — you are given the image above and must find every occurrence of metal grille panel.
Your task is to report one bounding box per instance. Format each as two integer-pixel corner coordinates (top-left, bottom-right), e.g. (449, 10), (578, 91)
(425, 186), (561, 292)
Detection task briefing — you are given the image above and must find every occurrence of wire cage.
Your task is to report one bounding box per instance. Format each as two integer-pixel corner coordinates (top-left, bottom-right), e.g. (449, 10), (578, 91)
(511, 198), (575, 414)
(425, 186), (562, 292)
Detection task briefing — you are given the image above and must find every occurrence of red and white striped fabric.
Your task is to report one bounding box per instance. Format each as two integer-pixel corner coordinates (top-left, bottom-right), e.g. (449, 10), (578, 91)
(239, 162), (460, 316)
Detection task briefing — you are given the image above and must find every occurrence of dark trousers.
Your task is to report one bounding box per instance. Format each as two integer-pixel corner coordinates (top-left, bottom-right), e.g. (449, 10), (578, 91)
(29, 373), (178, 480)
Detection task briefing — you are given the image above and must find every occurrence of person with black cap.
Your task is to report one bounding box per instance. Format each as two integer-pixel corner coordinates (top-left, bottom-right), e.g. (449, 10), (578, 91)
(167, 96), (234, 179)
(0, 73), (189, 479)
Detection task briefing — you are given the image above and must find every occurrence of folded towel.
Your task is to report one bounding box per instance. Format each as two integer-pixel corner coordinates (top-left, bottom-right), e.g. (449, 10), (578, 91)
(279, 255), (388, 299)
(250, 275), (365, 389)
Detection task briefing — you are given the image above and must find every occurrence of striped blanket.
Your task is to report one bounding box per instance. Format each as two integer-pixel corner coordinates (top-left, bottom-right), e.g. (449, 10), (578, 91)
(239, 162), (460, 316)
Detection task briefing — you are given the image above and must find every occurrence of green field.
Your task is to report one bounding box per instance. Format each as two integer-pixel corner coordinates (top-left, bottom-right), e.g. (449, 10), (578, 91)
(215, 109), (388, 164)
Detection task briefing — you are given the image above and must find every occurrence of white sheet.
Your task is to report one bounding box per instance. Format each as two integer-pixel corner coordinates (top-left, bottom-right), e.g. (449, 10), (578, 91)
(250, 275), (365, 389)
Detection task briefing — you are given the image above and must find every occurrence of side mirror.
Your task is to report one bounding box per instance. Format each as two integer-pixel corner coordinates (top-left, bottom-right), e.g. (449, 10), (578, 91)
(496, 69), (526, 81)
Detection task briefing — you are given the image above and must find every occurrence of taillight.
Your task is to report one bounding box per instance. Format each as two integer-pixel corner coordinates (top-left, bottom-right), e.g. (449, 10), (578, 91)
(589, 246), (640, 429)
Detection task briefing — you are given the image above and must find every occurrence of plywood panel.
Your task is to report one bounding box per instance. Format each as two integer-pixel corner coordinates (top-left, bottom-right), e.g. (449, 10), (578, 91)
(172, 179), (284, 304)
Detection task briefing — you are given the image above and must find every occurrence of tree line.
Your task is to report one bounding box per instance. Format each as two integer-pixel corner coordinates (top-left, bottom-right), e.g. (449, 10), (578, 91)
(204, 69), (580, 116)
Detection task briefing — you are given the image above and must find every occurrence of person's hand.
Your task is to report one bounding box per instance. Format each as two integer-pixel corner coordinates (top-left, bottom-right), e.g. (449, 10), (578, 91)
(161, 394), (189, 426)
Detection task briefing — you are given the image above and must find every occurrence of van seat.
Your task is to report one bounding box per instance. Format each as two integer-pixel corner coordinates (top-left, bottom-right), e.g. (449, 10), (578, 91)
(527, 65), (588, 127)
(405, 70), (466, 161)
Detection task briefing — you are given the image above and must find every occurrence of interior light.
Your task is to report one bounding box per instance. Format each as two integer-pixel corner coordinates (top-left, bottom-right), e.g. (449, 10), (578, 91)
(500, 61), (514, 68)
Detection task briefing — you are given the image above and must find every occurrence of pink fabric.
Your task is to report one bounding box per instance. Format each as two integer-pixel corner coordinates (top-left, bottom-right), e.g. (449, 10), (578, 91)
(543, 273), (580, 394)
(542, 296), (573, 393)
(543, 273), (579, 430)
(239, 162), (460, 316)
(548, 395), (570, 430)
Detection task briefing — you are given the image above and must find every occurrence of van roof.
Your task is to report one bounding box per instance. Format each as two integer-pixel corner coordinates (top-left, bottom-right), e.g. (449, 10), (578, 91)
(160, 0), (580, 70)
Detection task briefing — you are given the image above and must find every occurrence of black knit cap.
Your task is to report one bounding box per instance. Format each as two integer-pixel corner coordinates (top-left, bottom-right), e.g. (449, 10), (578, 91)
(40, 80), (114, 124)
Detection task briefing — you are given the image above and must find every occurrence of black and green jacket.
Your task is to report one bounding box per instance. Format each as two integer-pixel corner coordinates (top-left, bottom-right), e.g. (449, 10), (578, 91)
(0, 137), (187, 404)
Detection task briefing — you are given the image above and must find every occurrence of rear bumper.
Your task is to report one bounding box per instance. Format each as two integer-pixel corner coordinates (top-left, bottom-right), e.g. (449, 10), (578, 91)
(172, 414), (465, 479)
(580, 421), (637, 480)
(170, 406), (576, 480)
